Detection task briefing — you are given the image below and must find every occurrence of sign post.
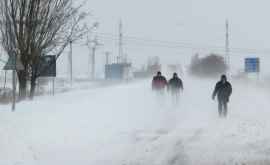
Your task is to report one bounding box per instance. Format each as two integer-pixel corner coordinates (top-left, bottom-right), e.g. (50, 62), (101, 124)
(52, 78), (55, 96)
(12, 60), (16, 111)
(3, 53), (24, 111)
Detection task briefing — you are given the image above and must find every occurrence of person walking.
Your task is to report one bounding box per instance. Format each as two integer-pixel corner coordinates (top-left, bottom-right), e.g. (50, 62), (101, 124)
(212, 75), (232, 117)
(168, 73), (183, 105)
(152, 71), (167, 93)
(152, 71), (168, 106)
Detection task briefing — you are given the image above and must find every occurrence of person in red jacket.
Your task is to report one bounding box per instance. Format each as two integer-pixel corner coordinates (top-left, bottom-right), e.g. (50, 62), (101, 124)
(152, 71), (168, 92)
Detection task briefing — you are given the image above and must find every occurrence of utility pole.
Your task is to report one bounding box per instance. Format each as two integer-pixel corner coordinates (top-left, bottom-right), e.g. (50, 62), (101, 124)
(105, 51), (110, 65)
(88, 48), (91, 78)
(68, 20), (99, 82)
(86, 34), (102, 80)
(90, 37), (102, 80)
(225, 19), (230, 75)
(86, 35), (92, 79)
(118, 20), (124, 63)
(69, 40), (73, 85)
(91, 43), (96, 80)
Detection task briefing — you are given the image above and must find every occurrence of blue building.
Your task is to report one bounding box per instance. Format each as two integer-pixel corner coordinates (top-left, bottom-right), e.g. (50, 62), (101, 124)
(105, 63), (131, 80)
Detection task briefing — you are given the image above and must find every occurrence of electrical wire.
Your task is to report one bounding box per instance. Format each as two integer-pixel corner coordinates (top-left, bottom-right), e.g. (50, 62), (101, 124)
(96, 32), (270, 55)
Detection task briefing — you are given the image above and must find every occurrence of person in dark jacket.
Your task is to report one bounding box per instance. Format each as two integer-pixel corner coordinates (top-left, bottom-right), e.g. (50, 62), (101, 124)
(212, 75), (232, 117)
(168, 73), (183, 105)
(152, 71), (167, 91)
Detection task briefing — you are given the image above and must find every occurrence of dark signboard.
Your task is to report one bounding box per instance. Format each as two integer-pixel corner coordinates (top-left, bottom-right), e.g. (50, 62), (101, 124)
(38, 55), (56, 77)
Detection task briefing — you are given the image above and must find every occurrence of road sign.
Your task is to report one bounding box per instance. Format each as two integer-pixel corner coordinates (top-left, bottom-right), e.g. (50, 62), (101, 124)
(3, 54), (24, 70)
(38, 55), (56, 77)
(245, 58), (260, 73)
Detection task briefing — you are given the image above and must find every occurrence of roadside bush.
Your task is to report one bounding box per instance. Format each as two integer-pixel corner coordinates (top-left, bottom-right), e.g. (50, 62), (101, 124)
(189, 54), (227, 77)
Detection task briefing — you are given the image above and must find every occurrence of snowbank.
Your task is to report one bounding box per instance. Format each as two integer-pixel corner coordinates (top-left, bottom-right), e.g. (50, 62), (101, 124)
(0, 76), (270, 165)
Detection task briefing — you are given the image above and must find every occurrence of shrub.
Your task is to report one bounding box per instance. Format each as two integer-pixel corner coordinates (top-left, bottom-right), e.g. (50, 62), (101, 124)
(189, 54), (227, 77)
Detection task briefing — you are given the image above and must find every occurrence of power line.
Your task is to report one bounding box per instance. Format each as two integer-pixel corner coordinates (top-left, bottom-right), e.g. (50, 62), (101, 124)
(96, 32), (270, 55)
(98, 37), (269, 55)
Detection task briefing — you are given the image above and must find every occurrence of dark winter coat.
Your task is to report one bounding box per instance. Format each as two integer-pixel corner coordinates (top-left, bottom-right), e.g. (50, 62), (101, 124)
(212, 81), (232, 102)
(168, 77), (183, 92)
(152, 75), (167, 90)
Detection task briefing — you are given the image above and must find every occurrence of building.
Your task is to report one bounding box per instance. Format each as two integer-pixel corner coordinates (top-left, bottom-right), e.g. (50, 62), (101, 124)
(105, 63), (132, 80)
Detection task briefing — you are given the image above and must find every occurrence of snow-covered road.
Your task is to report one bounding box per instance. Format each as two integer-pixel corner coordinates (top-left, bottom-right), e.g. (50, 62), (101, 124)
(1, 77), (270, 165)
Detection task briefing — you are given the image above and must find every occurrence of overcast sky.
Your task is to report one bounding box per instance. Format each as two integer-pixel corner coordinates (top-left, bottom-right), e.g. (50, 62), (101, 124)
(58, 0), (270, 76)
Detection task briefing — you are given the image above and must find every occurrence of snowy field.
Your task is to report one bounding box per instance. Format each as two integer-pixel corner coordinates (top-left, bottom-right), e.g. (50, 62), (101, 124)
(0, 76), (270, 165)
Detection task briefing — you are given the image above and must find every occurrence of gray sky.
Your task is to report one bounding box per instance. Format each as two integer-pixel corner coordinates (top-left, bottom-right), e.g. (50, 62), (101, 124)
(59, 0), (270, 76)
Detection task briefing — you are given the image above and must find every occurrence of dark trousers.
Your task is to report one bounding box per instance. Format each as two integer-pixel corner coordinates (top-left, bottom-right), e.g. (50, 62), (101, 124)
(171, 91), (180, 105)
(218, 99), (228, 117)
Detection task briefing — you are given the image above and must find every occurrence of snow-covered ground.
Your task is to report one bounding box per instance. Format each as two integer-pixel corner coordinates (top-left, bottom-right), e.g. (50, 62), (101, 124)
(1, 76), (270, 165)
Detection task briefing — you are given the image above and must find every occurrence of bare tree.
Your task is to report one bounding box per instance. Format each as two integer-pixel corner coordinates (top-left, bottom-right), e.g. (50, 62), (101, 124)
(0, 0), (89, 99)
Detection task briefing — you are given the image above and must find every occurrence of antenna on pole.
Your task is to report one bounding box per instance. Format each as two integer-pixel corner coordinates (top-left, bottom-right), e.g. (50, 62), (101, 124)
(225, 19), (230, 75)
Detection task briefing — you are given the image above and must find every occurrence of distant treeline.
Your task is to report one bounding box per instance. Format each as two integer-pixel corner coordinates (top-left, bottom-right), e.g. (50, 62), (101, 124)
(189, 54), (227, 77)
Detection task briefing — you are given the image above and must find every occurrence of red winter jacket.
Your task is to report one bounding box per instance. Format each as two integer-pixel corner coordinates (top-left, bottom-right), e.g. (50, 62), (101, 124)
(152, 75), (167, 90)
